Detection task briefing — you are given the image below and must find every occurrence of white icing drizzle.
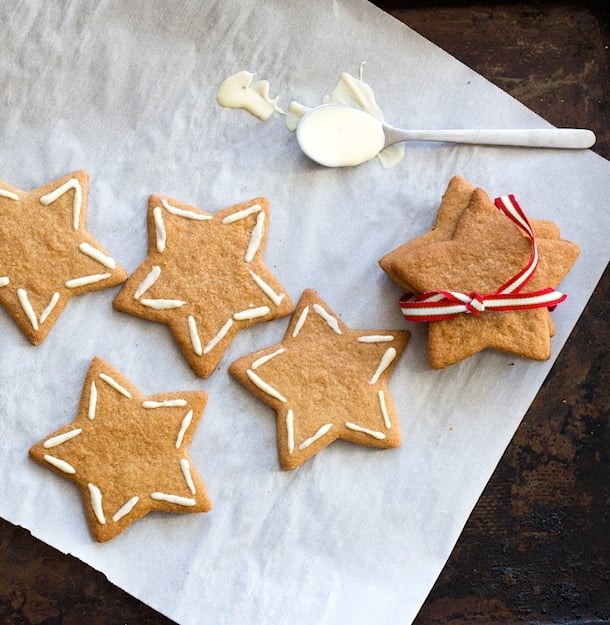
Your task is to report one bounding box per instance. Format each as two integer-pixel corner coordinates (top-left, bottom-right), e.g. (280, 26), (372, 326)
(43, 428), (83, 448)
(251, 347), (285, 370)
(65, 273), (111, 288)
(378, 390), (391, 429)
(17, 288), (38, 330)
(246, 369), (287, 402)
(44, 454), (76, 474)
(0, 277), (9, 287)
(153, 205), (166, 252)
(39, 292), (60, 324)
(143, 399), (187, 409)
(140, 298), (186, 309)
(313, 303), (342, 334)
(292, 305), (309, 338)
(39, 177), (82, 230)
(180, 458), (196, 494)
(203, 318), (233, 354)
(298, 423), (333, 451)
(369, 347), (397, 384)
(78, 242), (117, 269)
(161, 198), (212, 221)
(245, 211), (265, 262)
(286, 409), (295, 454)
(88, 482), (106, 524)
(88, 381), (97, 419)
(99, 372), (132, 398)
(0, 188), (19, 201)
(221, 203), (262, 224)
(233, 305), (270, 321)
(187, 315), (203, 355)
(248, 270), (285, 306)
(150, 492), (196, 506)
(133, 265), (161, 299)
(112, 496), (140, 522)
(345, 421), (386, 440)
(357, 334), (395, 343)
(176, 409), (193, 449)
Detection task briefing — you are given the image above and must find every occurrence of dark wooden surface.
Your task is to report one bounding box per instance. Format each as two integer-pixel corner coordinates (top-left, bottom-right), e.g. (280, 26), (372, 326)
(1, 2), (608, 624)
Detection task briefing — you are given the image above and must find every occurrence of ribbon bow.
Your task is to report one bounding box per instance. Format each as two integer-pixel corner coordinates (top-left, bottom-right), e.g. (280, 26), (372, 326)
(399, 195), (567, 323)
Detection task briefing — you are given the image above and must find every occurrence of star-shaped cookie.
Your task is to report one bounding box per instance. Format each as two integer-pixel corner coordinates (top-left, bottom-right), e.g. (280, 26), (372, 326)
(113, 195), (294, 378)
(229, 289), (410, 470)
(29, 357), (211, 542)
(379, 179), (579, 368)
(0, 171), (127, 344)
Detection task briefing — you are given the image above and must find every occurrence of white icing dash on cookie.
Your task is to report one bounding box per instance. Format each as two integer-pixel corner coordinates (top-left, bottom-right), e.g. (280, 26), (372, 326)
(0, 188), (19, 201)
(233, 305), (270, 321)
(246, 369), (287, 402)
(140, 298), (186, 309)
(150, 492), (196, 506)
(39, 292), (60, 324)
(133, 265), (161, 299)
(298, 423), (333, 451)
(292, 305), (309, 338)
(187, 315), (203, 355)
(221, 203), (262, 224)
(378, 390), (391, 429)
(161, 198), (212, 221)
(112, 496), (140, 523)
(369, 347), (397, 384)
(248, 270), (285, 306)
(43, 428), (83, 448)
(153, 205), (166, 252)
(0, 277), (9, 287)
(65, 273), (112, 288)
(357, 334), (395, 343)
(286, 409), (295, 454)
(345, 421), (386, 440)
(88, 381), (97, 419)
(88, 482), (106, 524)
(17, 288), (38, 330)
(39, 177), (82, 230)
(78, 242), (117, 269)
(175, 409), (193, 449)
(203, 318), (233, 354)
(251, 347), (285, 370)
(313, 303), (342, 334)
(180, 458), (196, 494)
(44, 454), (76, 474)
(143, 399), (188, 409)
(245, 211), (265, 262)
(99, 373), (132, 398)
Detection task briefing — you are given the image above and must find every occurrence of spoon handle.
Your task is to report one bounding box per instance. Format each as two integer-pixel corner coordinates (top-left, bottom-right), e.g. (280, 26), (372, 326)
(385, 127), (596, 149)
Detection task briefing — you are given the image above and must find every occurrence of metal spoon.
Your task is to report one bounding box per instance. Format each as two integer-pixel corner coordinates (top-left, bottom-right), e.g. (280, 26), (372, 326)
(295, 104), (596, 167)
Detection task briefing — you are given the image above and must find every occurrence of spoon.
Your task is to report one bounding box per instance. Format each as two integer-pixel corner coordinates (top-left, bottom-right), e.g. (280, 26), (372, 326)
(295, 104), (596, 167)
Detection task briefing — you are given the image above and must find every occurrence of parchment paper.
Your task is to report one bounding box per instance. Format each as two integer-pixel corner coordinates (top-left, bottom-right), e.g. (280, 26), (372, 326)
(1, 2), (609, 624)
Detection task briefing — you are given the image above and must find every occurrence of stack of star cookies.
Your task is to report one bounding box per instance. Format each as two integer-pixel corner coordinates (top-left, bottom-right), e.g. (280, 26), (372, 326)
(379, 176), (580, 368)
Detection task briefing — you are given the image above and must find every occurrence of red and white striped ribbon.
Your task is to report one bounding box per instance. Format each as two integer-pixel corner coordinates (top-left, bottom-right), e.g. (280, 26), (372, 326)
(399, 195), (567, 322)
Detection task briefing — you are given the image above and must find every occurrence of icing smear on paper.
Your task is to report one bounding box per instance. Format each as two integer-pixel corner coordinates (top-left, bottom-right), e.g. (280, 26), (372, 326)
(216, 65), (405, 169)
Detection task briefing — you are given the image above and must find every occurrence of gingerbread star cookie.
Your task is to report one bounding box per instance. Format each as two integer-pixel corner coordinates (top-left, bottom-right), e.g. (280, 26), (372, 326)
(0, 171), (127, 344)
(29, 357), (211, 542)
(113, 195), (294, 378)
(229, 289), (410, 470)
(379, 179), (579, 368)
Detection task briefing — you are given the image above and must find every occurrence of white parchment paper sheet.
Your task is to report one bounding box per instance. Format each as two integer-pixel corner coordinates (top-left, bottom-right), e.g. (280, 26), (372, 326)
(1, 1), (609, 624)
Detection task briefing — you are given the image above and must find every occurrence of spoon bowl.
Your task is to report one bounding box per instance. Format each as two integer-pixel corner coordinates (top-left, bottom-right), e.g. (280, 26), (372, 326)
(296, 104), (596, 167)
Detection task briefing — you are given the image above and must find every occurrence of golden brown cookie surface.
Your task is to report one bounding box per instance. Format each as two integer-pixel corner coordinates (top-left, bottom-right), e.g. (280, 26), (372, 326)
(229, 289), (409, 470)
(0, 171), (127, 344)
(29, 357), (211, 542)
(113, 195), (294, 378)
